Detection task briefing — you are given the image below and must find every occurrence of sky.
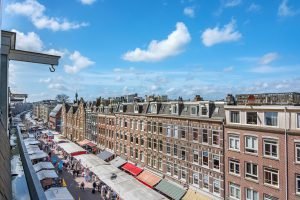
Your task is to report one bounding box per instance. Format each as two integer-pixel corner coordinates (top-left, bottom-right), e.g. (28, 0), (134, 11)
(3, 0), (300, 102)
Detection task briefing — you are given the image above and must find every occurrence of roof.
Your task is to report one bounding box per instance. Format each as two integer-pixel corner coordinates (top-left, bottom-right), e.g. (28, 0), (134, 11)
(97, 150), (114, 161)
(58, 142), (86, 155)
(53, 135), (69, 143)
(25, 140), (40, 146)
(29, 152), (48, 160)
(136, 170), (162, 188)
(182, 188), (212, 200)
(49, 104), (62, 117)
(73, 154), (108, 169)
(37, 170), (58, 180)
(121, 162), (143, 176)
(154, 179), (186, 200)
(109, 156), (127, 168)
(45, 187), (74, 200)
(33, 162), (55, 172)
(77, 139), (91, 146)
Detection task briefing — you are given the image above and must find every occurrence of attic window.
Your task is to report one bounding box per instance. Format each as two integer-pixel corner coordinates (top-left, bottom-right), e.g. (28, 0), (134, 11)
(172, 104), (178, 114)
(151, 104), (157, 113)
(120, 105), (123, 112)
(134, 105), (139, 113)
(191, 106), (197, 115)
(201, 106), (208, 116)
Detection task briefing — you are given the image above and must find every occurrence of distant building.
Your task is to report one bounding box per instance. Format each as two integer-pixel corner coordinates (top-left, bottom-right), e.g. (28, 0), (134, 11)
(49, 104), (62, 132)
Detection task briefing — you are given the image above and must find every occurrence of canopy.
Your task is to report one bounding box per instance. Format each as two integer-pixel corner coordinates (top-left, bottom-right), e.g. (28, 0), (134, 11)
(121, 162), (143, 176)
(136, 170), (162, 188)
(97, 150), (114, 161)
(154, 179), (186, 200)
(37, 170), (58, 180)
(109, 156), (127, 168)
(58, 142), (86, 156)
(45, 187), (73, 200)
(29, 152), (48, 160)
(27, 149), (44, 155)
(53, 135), (69, 143)
(182, 188), (212, 200)
(33, 162), (55, 172)
(77, 139), (91, 146)
(74, 154), (108, 169)
(25, 140), (40, 146)
(86, 142), (97, 148)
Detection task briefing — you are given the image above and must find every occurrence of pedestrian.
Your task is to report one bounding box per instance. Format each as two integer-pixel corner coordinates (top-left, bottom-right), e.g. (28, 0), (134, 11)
(80, 181), (85, 190)
(93, 181), (97, 189)
(72, 170), (76, 178)
(76, 170), (80, 177)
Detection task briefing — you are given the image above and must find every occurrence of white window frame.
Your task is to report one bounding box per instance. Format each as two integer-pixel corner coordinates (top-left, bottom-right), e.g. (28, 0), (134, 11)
(191, 106), (197, 116)
(264, 167), (279, 187)
(264, 112), (278, 127)
(193, 173), (199, 186)
(212, 131), (219, 146)
(245, 162), (258, 181)
(213, 154), (220, 170)
(245, 136), (258, 154)
(213, 179), (220, 195)
(193, 151), (199, 163)
(181, 167), (187, 181)
(296, 174), (300, 195)
(296, 143), (300, 163)
(246, 188), (258, 200)
(264, 194), (278, 200)
(202, 151), (209, 167)
(229, 134), (240, 151)
(297, 113), (300, 129)
(229, 159), (240, 176)
(200, 105), (208, 116)
(229, 183), (241, 200)
(263, 139), (278, 159)
(202, 174), (209, 191)
(230, 111), (240, 124)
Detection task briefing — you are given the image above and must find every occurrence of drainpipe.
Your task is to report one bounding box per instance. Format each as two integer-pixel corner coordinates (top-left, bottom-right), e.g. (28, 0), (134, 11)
(284, 107), (288, 200)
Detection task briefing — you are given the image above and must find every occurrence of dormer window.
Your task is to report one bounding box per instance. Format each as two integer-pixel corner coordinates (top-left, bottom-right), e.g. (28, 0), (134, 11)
(200, 105), (208, 116)
(134, 105), (139, 113)
(172, 104), (178, 115)
(119, 105), (123, 112)
(151, 104), (157, 114)
(191, 106), (197, 115)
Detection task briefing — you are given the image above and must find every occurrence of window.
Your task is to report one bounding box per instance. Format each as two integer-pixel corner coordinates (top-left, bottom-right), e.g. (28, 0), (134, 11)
(245, 136), (258, 154)
(174, 164), (178, 177)
(140, 137), (144, 146)
(229, 159), (240, 175)
(193, 151), (199, 163)
(167, 143), (171, 154)
(264, 139), (278, 158)
(139, 121), (142, 131)
(229, 183), (241, 200)
(264, 168), (279, 187)
(158, 123), (163, 134)
(174, 126), (178, 138)
(147, 138), (152, 149)
(135, 149), (138, 159)
(296, 143), (300, 163)
(201, 106), (208, 116)
(167, 125), (171, 137)
(135, 137), (138, 145)
(246, 188), (258, 200)
(153, 122), (157, 133)
(147, 121), (151, 132)
(130, 147), (133, 157)
(213, 180), (220, 195)
(212, 131), (219, 146)
(173, 144), (177, 156)
(297, 113), (300, 128)
(193, 173), (199, 186)
(152, 139), (157, 150)
(230, 111), (240, 123)
(247, 112), (258, 125)
(181, 147), (186, 160)
(191, 106), (197, 115)
(265, 112), (278, 126)
(193, 128), (198, 141)
(124, 120), (127, 128)
(181, 167), (187, 180)
(203, 175), (209, 190)
(180, 129), (186, 139)
(296, 175), (300, 194)
(202, 129), (208, 143)
(172, 104), (178, 114)
(229, 134), (240, 151)
(159, 140), (163, 152)
(264, 194), (279, 200)
(202, 151), (209, 167)
(246, 162), (258, 180)
(166, 162), (171, 174)
(213, 155), (220, 170)
(158, 158), (162, 170)
(130, 120), (134, 129)
(130, 134), (134, 143)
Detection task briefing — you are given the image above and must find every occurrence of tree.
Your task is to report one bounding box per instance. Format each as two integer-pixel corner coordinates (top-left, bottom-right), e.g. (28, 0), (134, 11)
(55, 94), (69, 103)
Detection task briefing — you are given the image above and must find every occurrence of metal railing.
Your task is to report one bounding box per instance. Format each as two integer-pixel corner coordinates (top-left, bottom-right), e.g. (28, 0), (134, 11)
(14, 124), (47, 200)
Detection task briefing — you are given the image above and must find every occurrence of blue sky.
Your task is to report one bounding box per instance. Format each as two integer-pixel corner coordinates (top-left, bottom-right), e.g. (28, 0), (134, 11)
(3, 0), (300, 102)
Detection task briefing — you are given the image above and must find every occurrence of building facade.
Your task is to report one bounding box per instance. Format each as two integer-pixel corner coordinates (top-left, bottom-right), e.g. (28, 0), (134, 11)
(49, 104), (62, 132)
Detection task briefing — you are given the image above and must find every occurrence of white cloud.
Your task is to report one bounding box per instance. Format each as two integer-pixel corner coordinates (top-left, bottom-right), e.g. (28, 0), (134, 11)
(224, 0), (242, 7)
(64, 51), (94, 74)
(250, 65), (285, 73)
(183, 7), (195, 18)
(278, 0), (299, 17)
(39, 78), (51, 83)
(6, 0), (88, 31)
(122, 22), (191, 62)
(80, 0), (97, 5)
(12, 29), (43, 51)
(224, 66), (234, 72)
(48, 83), (68, 91)
(259, 52), (279, 65)
(43, 49), (67, 57)
(115, 76), (123, 82)
(201, 19), (242, 47)
(247, 3), (261, 12)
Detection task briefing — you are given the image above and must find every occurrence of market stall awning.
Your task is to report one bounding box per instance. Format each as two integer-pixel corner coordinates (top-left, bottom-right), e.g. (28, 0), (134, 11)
(29, 152), (48, 160)
(53, 135), (69, 144)
(74, 154), (108, 169)
(58, 142), (86, 156)
(97, 150), (114, 161)
(77, 139), (91, 146)
(45, 187), (74, 200)
(37, 170), (58, 181)
(136, 170), (162, 188)
(33, 162), (55, 172)
(121, 162), (143, 176)
(109, 156), (127, 168)
(182, 188), (212, 200)
(154, 179), (186, 200)
(86, 142), (97, 148)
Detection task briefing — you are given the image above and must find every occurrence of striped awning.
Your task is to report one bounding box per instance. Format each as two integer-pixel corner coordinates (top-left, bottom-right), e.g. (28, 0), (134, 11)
(154, 179), (186, 200)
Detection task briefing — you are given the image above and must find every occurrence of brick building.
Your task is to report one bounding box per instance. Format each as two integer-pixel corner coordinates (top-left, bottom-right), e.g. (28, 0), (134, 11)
(49, 104), (62, 132)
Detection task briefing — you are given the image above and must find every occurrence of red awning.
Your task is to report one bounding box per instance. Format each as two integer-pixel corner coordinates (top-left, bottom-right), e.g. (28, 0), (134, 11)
(121, 163), (143, 176)
(78, 139), (91, 146)
(86, 142), (96, 148)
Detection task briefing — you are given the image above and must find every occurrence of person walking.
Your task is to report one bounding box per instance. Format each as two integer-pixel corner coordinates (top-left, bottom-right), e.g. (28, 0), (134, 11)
(80, 181), (85, 190)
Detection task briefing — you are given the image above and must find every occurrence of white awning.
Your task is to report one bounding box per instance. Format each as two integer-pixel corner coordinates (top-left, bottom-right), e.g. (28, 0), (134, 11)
(45, 187), (73, 200)
(74, 154), (108, 169)
(37, 170), (58, 180)
(29, 152), (48, 160)
(33, 162), (55, 172)
(58, 142), (86, 155)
